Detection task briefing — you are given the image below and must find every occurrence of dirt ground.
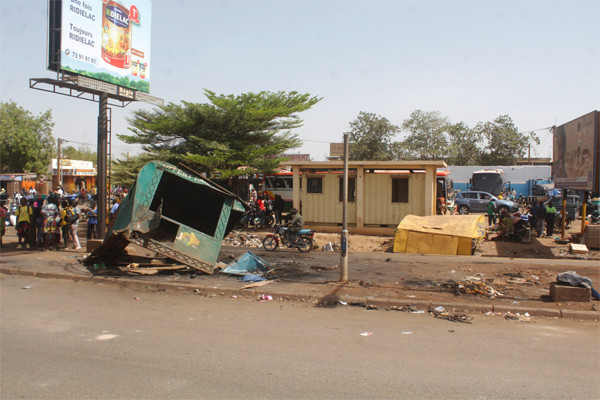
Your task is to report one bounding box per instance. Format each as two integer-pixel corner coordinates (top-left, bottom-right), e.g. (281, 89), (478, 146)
(227, 221), (600, 260)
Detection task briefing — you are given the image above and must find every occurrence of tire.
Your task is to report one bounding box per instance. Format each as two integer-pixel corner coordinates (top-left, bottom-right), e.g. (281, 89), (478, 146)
(262, 236), (278, 251)
(267, 214), (276, 227)
(297, 237), (312, 253)
(458, 205), (470, 215)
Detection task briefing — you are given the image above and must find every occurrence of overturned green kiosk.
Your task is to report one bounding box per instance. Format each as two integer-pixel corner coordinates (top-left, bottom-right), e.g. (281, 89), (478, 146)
(85, 161), (248, 274)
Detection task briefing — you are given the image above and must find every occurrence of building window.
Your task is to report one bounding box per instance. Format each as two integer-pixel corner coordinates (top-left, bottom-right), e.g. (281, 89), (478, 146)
(338, 177), (356, 202)
(306, 177), (322, 193)
(392, 178), (409, 203)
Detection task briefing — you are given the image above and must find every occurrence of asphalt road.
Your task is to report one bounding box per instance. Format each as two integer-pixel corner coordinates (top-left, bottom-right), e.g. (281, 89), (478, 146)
(2, 275), (599, 400)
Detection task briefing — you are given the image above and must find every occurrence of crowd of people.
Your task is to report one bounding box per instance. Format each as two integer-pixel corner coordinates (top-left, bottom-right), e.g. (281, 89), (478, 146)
(0, 186), (98, 250)
(246, 187), (285, 228)
(487, 198), (558, 239)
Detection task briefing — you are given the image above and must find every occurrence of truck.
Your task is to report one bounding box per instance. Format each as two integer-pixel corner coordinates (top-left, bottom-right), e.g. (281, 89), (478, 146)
(463, 168), (553, 202)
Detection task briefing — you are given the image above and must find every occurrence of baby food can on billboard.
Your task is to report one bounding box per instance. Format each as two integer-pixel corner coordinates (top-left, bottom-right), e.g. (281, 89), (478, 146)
(101, 0), (131, 69)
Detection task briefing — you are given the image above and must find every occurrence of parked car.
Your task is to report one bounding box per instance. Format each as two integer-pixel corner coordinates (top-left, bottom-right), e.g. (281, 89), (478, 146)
(548, 195), (580, 222)
(455, 191), (519, 215)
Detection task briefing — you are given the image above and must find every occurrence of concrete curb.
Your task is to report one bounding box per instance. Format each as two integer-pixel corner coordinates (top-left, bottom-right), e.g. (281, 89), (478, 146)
(1, 267), (598, 320)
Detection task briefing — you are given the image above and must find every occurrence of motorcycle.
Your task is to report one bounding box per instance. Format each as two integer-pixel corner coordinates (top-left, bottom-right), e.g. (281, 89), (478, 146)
(262, 224), (315, 252)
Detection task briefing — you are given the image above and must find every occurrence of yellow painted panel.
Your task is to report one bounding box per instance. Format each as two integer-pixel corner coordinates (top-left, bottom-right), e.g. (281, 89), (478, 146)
(392, 229), (408, 252)
(364, 174), (425, 225)
(456, 238), (474, 255)
(302, 174), (356, 224)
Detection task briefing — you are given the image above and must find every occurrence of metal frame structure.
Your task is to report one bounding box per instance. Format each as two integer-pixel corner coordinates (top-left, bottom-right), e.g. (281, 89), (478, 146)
(30, 72), (163, 238)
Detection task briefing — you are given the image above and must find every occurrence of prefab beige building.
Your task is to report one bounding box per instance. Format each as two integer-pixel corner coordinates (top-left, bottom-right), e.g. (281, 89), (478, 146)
(285, 160), (447, 235)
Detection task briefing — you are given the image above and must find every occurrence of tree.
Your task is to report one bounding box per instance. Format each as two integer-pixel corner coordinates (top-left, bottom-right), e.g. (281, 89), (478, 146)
(346, 112), (399, 160)
(62, 145), (97, 164)
(400, 110), (449, 160)
(475, 115), (532, 165)
(0, 101), (54, 174)
(446, 122), (482, 165)
(111, 153), (155, 188)
(119, 90), (321, 178)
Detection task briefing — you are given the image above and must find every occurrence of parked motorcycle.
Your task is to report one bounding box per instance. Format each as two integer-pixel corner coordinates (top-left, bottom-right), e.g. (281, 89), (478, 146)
(262, 224), (315, 252)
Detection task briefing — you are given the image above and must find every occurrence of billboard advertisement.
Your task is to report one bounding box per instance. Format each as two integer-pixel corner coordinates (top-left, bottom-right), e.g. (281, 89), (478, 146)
(48, 0), (152, 93)
(553, 111), (600, 191)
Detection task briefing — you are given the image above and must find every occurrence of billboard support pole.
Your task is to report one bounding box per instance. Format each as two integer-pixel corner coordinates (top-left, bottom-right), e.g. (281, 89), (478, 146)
(97, 93), (108, 239)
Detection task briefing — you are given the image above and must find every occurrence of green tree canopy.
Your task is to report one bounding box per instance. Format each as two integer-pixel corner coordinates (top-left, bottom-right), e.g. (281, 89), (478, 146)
(400, 110), (449, 160)
(111, 153), (155, 188)
(446, 122), (482, 165)
(0, 101), (54, 174)
(346, 111), (399, 160)
(119, 90), (321, 178)
(62, 145), (97, 164)
(475, 115), (533, 165)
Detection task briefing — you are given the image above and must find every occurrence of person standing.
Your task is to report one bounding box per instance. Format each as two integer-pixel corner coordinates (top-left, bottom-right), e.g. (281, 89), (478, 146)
(110, 199), (120, 221)
(0, 200), (7, 247)
(256, 195), (266, 228)
(487, 199), (496, 226)
(273, 194), (285, 224)
(532, 200), (547, 238)
(41, 196), (60, 251)
(545, 202), (557, 237)
(16, 197), (33, 249)
(87, 202), (98, 239)
(60, 200), (71, 249)
(70, 200), (81, 249)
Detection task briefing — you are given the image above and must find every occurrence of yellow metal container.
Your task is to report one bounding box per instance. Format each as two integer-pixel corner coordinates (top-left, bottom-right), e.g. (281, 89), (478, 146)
(393, 214), (486, 256)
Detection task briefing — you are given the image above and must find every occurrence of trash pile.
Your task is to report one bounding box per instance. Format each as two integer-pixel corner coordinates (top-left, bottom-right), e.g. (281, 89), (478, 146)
(223, 231), (264, 248)
(432, 306), (473, 323)
(455, 276), (503, 298)
(485, 311), (532, 322)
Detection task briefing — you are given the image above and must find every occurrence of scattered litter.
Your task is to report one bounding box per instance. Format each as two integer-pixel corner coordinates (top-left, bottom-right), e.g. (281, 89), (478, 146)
(259, 294), (273, 301)
(455, 276), (503, 297)
(360, 332), (373, 336)
(134, 297), (140, 300)
(339, 301), (348, 306)
(434, 306), (446, 312)
(448, 330), (455, 333)
(231, 295), (238, 298)
(433, 309), (473, 323)
(519, 313), (531, 322)
(222, 231), (263, 248)
(22, 286), (32, 289)
(513, 301), (520, 304)
(401, 331), (413, 335)
(323, 242), (334, 251)
(411, 310), (425, 314)
(406, 295), (416, 298)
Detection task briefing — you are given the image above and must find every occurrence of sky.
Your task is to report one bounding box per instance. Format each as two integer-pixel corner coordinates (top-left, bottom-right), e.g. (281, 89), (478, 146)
(1, 0), (599, 162)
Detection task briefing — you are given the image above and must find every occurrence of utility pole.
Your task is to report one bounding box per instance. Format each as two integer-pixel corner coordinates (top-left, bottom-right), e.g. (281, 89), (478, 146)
(57, 138), (67, 187)
(340, 133), (349, 282)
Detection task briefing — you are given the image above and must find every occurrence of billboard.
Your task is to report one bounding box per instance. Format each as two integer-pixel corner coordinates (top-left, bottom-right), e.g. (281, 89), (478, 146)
(553, 111), (600, 191)
(48, 0), (152, 93)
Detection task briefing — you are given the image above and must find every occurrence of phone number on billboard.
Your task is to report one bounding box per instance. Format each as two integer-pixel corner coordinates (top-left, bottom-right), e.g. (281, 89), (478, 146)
(68, 51), (98, 65)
